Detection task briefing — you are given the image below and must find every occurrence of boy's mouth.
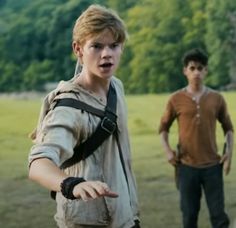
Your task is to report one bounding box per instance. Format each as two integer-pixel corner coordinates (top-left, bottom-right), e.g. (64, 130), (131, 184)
(99, 63), (113, 68)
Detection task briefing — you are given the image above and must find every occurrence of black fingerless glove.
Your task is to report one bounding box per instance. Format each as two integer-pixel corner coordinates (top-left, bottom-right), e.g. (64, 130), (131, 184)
(60, 177), (86, 200)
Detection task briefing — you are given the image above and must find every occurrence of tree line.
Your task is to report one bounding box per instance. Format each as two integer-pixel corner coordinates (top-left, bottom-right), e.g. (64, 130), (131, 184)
(0, 0), (235, 93)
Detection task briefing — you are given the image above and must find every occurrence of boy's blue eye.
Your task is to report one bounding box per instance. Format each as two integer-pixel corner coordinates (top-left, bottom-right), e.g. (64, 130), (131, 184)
(92, 43), (102, 49)
(91, 43), (120, 50)
(111, 43), (119, 49)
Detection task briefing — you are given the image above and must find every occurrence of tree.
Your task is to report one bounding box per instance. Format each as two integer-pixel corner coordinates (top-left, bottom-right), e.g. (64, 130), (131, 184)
(204, 0), (235, 88)
(0, 61), (21, 92)
(181, 0), (206, 50)
(0, 0), (235, 92)
(126, 0), (187, 93)
(22, 60), (54, 91)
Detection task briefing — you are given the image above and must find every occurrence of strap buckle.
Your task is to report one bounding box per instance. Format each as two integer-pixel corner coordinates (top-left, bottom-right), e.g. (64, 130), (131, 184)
(101, 117), (116, 134)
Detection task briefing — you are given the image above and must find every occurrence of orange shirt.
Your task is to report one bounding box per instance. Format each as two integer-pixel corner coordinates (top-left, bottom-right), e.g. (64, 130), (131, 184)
(159, 87), (234, 167)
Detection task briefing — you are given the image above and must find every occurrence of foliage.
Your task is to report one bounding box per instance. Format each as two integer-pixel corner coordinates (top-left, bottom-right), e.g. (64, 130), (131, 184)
(204, 0), (234, 88)
(0, 0), (236, 93)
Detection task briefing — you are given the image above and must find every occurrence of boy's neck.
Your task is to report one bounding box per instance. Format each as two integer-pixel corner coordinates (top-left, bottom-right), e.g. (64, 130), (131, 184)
(186, 85), (206, 100)
(187, 84), (204, 94)
(75, 74), (110, 102)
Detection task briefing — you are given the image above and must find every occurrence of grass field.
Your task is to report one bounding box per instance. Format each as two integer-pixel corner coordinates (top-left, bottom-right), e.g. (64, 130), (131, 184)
(0, 92), (236, 228)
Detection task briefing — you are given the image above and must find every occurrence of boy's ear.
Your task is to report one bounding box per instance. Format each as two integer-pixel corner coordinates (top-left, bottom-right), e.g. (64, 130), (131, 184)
(72, 41), (82, 58)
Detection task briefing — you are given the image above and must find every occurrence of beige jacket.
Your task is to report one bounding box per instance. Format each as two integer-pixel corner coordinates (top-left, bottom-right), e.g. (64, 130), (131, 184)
(28, 76), (139, 228)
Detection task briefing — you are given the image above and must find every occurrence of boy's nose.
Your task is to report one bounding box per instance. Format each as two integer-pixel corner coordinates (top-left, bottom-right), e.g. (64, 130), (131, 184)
(101, 46), (112, 57)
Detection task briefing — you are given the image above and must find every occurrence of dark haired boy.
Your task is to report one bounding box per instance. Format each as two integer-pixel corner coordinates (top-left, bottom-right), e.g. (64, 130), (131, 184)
(159, 48), (234, 228)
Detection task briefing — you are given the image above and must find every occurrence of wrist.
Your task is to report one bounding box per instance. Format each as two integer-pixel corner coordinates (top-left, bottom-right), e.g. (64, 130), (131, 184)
(60, 177), (86, 200)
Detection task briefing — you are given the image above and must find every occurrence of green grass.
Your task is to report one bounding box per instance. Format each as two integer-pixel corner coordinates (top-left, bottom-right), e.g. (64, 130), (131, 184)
(0, 92), (236, 228)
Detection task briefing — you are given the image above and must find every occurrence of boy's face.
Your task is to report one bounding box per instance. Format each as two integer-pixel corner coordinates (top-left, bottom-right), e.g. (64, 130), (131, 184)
(183, 61), (207, 86)
(73, 29), (123, 81)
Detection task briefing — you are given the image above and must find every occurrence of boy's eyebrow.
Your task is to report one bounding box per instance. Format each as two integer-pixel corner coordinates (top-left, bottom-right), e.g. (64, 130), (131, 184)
(90, 40), (119, 45)
(91, 41), (101, 44)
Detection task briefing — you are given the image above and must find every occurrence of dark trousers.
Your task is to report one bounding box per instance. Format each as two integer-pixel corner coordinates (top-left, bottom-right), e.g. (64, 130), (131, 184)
(178, 163), (229, 228)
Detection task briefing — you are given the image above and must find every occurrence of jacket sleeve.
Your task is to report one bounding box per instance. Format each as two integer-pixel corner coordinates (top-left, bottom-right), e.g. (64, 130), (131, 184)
(28, 106), (83, 167)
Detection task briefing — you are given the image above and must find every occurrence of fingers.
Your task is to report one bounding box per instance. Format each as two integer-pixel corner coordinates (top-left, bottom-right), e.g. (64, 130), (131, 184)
(224, 165), (230, 175)
(103, 190), (119, 198)
(167, 151), (178, 166)
(220, 153), (231, 175)
(73, 181), (118, 201)
(223, 160), (231, 175)
(168, 158), (177, 166)
(168, 156), (178, 166)
(224, 167), (230, 175)
(219, 154), (227, 164)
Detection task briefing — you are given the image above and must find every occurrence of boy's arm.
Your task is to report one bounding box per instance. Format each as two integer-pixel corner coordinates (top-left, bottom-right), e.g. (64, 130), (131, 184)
(29, 158), (66, 192)
(225, 130), (234, 156)
(220, 130), (234, 175)
(160, 131), (178, 166)
(29, 158), (118, 200)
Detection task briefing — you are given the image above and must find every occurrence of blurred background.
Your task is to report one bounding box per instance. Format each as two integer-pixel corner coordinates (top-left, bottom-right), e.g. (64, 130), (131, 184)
(1, 0), (236, 94)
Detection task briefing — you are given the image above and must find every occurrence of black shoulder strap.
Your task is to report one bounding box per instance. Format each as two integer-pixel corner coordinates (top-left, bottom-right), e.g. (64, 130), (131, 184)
(53, 83), (117, 169)
(54, 98), (105, 118)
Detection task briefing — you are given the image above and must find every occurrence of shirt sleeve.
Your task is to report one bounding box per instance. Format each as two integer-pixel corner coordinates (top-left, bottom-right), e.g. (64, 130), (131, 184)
(28, 106), (83, 167)
(158, 97), (176, 134)
(217, 95), (234, 134)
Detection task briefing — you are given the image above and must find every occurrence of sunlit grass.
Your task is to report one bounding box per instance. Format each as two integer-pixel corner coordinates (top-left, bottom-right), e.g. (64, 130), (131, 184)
(0, 92), (235, 227)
